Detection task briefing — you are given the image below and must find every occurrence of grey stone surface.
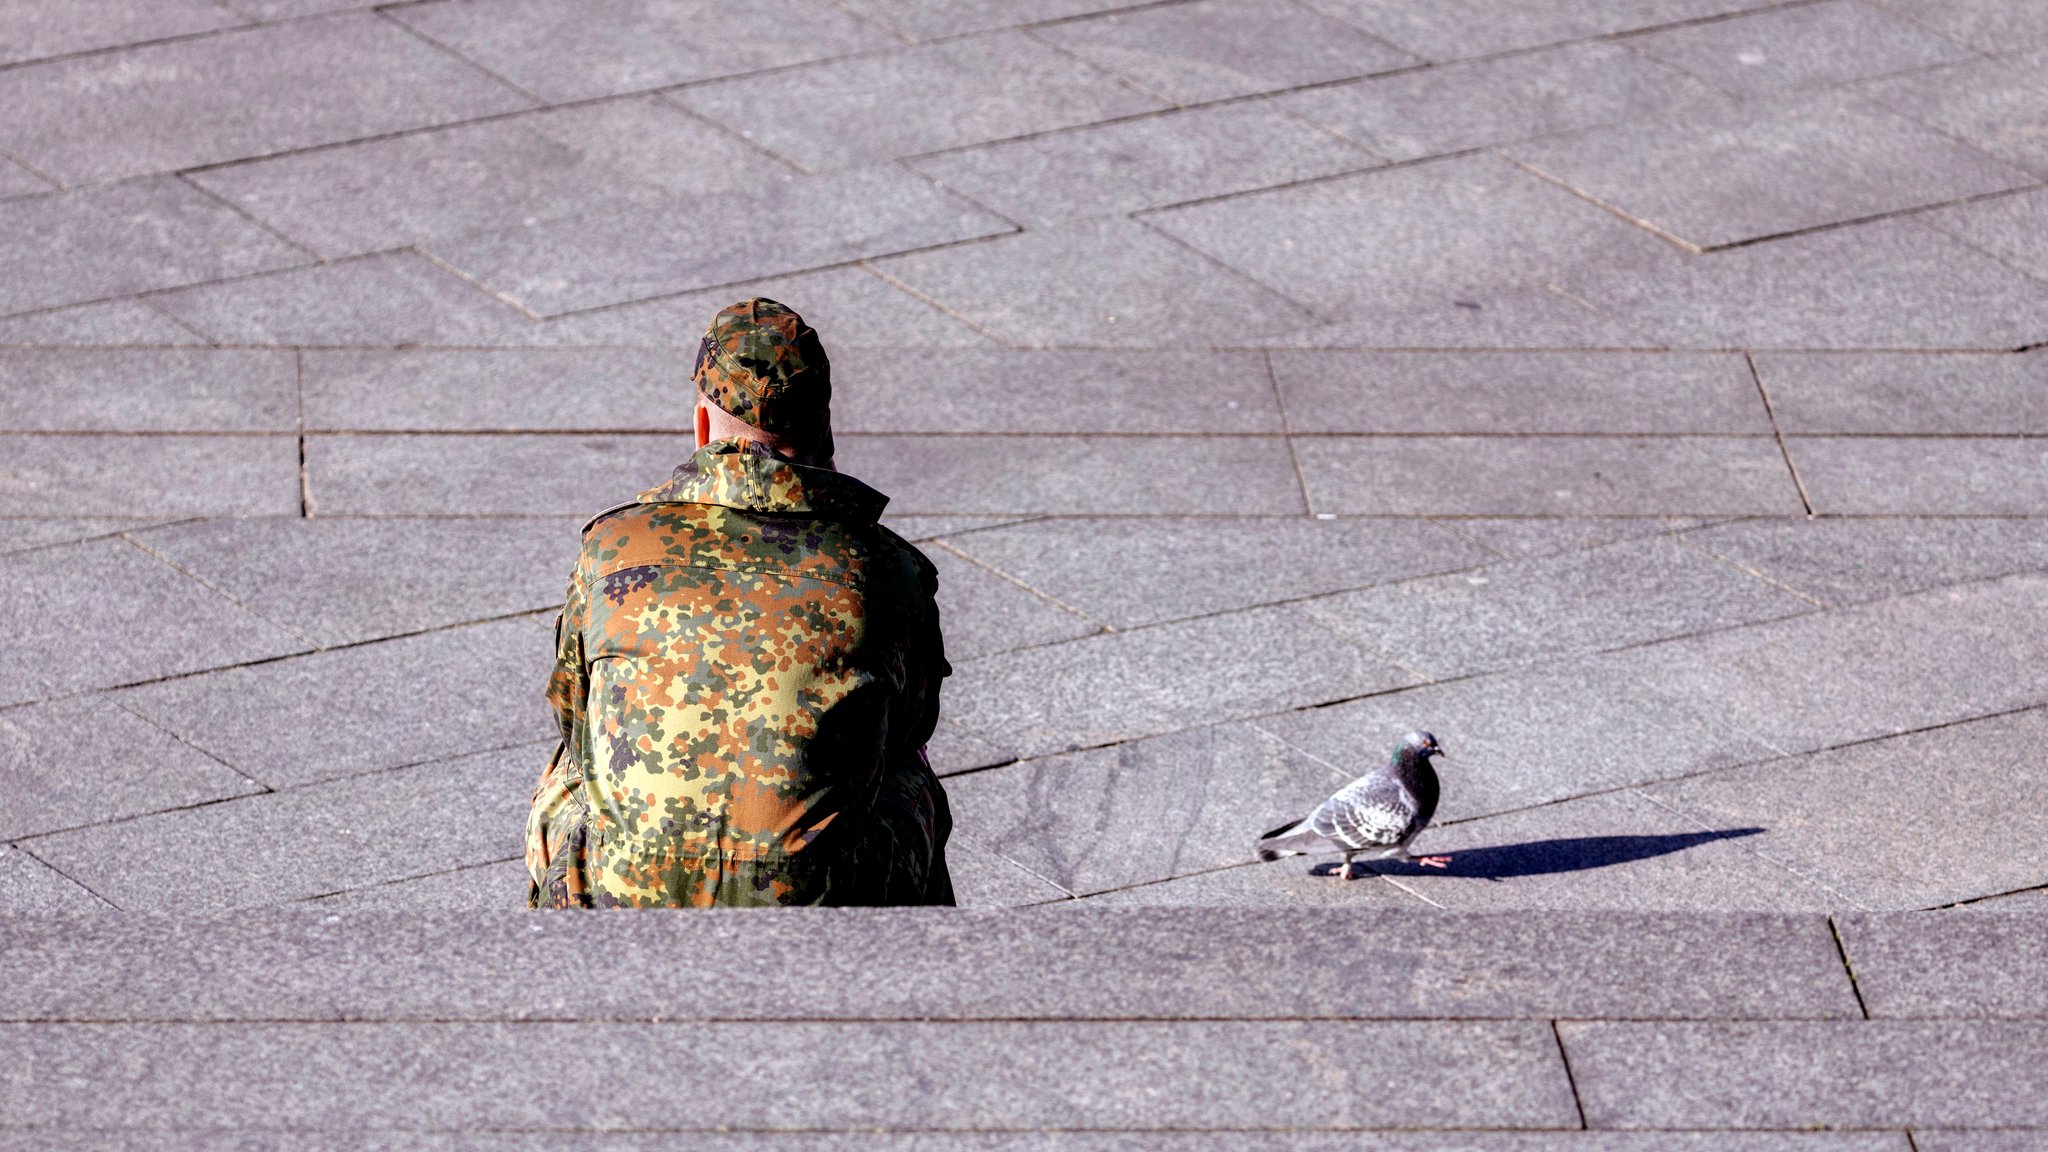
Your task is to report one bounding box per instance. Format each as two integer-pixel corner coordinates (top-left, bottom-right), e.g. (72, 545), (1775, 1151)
(1254, 649), (1783, 822)
(302, 348), (684, 432)
(0, 179), (305, 319)
(1791, 436), (2048, 515)
(0, 846), (107, 911)
(541, 264), (995, 348)
(927, 544), (1103, 661)
(1840, 912), (2048, 1018)
(1757, 351), (2048, 434)
(947, 722), (1349, 894)
(836, 434), (1306, 515)
(1642, 709), (2048, 911)
(116, 615), (557, 789)
(0, 695), (262, 840)
(0, 299), (207, 346)
(1034, 0), (1419, 104)
(0, 349), (295, 432)
(941, 604), (1415, 758)
(0, 13), (531, 186)
(21, 742), (542, 911)
(1625, 0), (1976, 95)
(303, 433), (682, 516)
(1920, 187), (2048, 284)
(1275, 41), (1721, 162)
(0, 518), (167, 556)
(389, 0), (894, 104)
(873, 217), (1310, 347)
(1434, 517), (1715, 560)
(0, 434), (300, 517)
(0, 537), (306, 706)
(310, 857), (528, 910)
(948, 837), (1071, 906)
(1881, 0), (2048, 53)
(677, 32), (1162, 171)
(1508, 94), (2035, 251)
(0, 157), (53, 199)
(1293, 0), (1597, 61)
(425, 167), (1014, 318)
(830, 348), (1281, 433)
(0, 1018), (1578, 1130)
(886, 515), (1042, 542)
(130, 516), (581, 648)
(944, 515), (1489, 629)
(220, 0), (384, 17)
(189, 97), (795, 260)
(0, 1), (247, 67)
(1859, 52), (2048, 176)
(1958, 887), (2048, 911)
(1568, 219), (2048, 349)
(1911, 1135), (2048, 1152)
(150, 252), (540, 347)
(1681, 516), (2048, 607)
(1081, 858), (1424, 906)
(1271, 350), (1770, 433)
(838, 0), (1161, 41)
(1294, 436), (1803, 515)
(909, 104), (1377, 228)
(1561, 1019), (2048, 1128)
(925, 717), (1021, 775)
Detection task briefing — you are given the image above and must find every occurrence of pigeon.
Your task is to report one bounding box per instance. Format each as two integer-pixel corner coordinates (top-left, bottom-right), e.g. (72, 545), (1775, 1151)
(1256, 731), (1448, 880)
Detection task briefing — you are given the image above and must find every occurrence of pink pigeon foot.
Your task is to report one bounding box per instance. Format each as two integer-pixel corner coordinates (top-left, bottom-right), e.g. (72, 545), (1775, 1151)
(1414, 855), (1453, 869)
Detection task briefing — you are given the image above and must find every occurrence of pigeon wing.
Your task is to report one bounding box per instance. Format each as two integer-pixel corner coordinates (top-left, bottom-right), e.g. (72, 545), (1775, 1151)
(1309, 770), (1418, 851)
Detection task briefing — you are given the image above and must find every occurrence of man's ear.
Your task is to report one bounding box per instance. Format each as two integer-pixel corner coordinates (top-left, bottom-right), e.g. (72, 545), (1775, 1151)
(693, 398), (711, 449)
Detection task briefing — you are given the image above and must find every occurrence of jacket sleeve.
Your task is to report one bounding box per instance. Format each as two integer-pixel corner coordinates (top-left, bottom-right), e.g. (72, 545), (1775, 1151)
(545, 571), (589, 751)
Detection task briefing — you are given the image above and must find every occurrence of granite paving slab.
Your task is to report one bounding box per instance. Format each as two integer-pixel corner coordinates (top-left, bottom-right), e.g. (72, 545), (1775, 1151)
(1273, 41), (1722, 162)
(424, 167), (1014, 318)
(0, 13), (531, 186)
(149, 252), (541, 347)
(0, 0), (247, 67)
(946, 722), (1350, 894)
(0, 1019), (1578, 1130)
(1032, 0), (1420, 105)
(1878, 0), (2048, 54)
(1756, 351), (2048, 434)
(835, 0), (1161, 41)
(188, 97), (796, 260)
(129, 517), (580, 648)
(1641, 709), (2048, 910)
(1680, 517), (2048, 608)
(302, 348), (683, 431)
(1253, 650), (1783, 822)
(1858, 52), (2048, 177)
(19, 742), (542, 911)
(1960, 887), (2048, 911)
(1507, 94), (2035, 251)
(926, 544), (1104, 661)
(1919, 187), (2048, 284)
(1560, 1020), (2048, 1128)
(941, 604), (1416, 758)
(829, 348), (1280, 433)
(676, 32), (1163, 171)
(884, 515), (1042, 542)
(947, 838), (1071, 906)
(302, 433), (682, 516)
(311, 857), (528, 910)
(388, 0), (895, 104)
(0, 299), (208, 346)
(1838, 912), (2048, 1018)
(540, 264), (995, 348)
(0, 847), (106, 912)
(1566, 218), (2048, 349)
(908, 104), (1378, 228)
(0, 434), (301, 517)
(1790, 436), (2048, 514)
(940, 515), (1488, 629)
(1911, 1134), (2048, 1152)
(0, 349), (295, 432)
(115, 616), (555, 789)
(1270, 350), (1770, 433)
(835, 434), (1306, 515)
(0, 179), (305, 318)
(0, 695), (262, 840)
(1433, 517), (1715, 559)
(0, 909), (1860, 1022)
(1080, 858), (1424, 906)
(219, 0), (384, 18)
(0, 537), (307, 706)
(873, 217), (1310, 347)
(0, 518), (170, 557)
(1293, 436), (1802, 515)
(924, 717), (1020, 775)
(1292, 0), (1602, 61)
(0, 156), (54, 199)
(1624, 0), (1976, 95)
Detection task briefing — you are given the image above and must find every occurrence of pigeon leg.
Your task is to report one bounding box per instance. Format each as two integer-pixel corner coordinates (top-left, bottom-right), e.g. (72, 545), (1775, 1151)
(1340, 852), (1357, 881)
(1414, 855), (1453, 869)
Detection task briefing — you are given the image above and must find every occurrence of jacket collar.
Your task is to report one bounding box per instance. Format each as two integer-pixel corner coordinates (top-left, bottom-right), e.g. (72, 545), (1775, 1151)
(638, 438), (888, 521)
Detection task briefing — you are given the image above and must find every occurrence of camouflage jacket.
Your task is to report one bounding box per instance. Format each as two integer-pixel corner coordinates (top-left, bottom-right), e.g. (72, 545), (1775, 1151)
(526, 438), (953, 907)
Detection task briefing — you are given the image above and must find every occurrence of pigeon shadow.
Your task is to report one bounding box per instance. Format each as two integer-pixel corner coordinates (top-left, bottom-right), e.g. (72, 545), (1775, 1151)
(1314, 828), (1766, 880)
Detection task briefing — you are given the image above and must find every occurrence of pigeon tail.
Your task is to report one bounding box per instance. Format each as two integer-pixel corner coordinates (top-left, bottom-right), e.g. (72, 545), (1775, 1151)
(1256, 819), (1318, 860)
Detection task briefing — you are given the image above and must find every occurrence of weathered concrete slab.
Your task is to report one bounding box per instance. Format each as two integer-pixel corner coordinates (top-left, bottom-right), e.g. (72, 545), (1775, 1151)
(0, 847), (107, 912)
(1681, 517), (2048, 608)
(0, 0), (246, 68)
(19, 742), (542, 911)
(830, 348), (1279, 433)
(835, 434), (1306, 515)
(114, 616), (556, 789)
(541, 264), (994, 348)
(1860, 52), (2048, 177)
(1034, 0), (1419, 104)
(302, 433), (680, 516)
(1839, 912), (2048, 1019)
(1791, 436), (2048, 515)
(0, 434), (300, 517)
(302, 348), (683, 432)
(0, 695), (262, 840)
(1757, 351), (2048, 434)
(909, 104), (1378, 228)
(1920, 187), (2048, 285)
(150, 252), (540, 347)
(0, 349), (295, 432)
(1562, 1020), (2048, 1129)
(1625, 1), (1975, 95)
(0, 299), (207, 347)
(927, 545), (1103, 661)
(0, 13), (530, 185)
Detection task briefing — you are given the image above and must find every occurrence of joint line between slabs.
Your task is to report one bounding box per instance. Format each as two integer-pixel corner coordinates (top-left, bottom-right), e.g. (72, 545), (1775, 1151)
(1551, 1020), (1589, 1130)
(1828, 916), (1871, 1020)
(1263, 349), (1315, 517)
(1745, 353), (1814, 517)
(927, 538), (1114, 633)
(296, 347), (311, 518)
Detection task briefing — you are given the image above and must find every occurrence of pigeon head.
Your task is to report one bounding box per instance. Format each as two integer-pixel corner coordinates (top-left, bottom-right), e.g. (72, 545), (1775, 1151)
(1397, 730), (1444, 762)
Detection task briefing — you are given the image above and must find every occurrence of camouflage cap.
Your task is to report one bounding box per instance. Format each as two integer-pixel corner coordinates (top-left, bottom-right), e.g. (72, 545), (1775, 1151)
(691, 298), (831, 439)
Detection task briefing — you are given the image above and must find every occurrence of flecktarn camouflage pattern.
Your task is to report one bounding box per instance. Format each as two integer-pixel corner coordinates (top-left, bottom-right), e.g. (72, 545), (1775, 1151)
(526, 438), (953, 908)
(690, 297), (830, 437)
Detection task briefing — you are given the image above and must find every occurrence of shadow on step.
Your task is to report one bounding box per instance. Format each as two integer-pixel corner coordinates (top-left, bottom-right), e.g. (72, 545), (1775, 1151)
(1314, 827), (1767, 880)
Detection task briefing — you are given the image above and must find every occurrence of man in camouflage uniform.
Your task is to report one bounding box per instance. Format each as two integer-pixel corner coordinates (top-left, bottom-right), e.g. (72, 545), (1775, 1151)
(525, 298), (954, 907)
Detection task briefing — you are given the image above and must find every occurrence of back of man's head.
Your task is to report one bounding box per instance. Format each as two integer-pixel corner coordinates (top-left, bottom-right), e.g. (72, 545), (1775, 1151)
(692, 298), (833, 464)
